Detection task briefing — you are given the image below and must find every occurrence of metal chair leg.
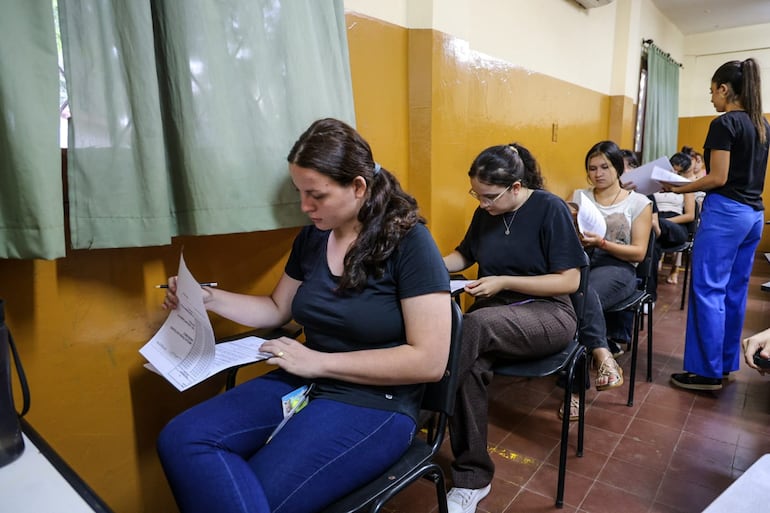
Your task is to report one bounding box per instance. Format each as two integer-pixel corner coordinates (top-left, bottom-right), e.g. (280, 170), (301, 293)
(680, 249), (691, 310)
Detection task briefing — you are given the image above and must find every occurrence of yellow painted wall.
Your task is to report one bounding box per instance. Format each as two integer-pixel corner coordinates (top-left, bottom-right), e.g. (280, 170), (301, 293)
(0, 13), (629, 513)
(404, 27), (617, 254)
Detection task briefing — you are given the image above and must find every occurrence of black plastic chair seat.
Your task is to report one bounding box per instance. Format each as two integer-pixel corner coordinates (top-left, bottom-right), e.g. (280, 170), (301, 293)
(319, 300), (463, 513)
(604, 290), (649, 313)
(321, 442), (438, 513)
(494, 339), (582, 378)
(662, 240), (691, 254)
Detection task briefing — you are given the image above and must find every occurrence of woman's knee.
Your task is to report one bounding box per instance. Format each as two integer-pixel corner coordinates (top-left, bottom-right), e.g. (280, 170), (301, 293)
(157, 411), (201, 461)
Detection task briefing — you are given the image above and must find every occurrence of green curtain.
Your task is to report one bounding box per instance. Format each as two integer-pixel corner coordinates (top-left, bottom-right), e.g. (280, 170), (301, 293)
(642, 44), (680, 164)
(60, 0), (354, 249)
(0, 1), (64, 259)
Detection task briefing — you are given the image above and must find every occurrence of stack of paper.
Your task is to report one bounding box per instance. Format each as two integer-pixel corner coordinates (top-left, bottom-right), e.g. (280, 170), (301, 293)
(140, 254), (271, 391)
(620, 156), (691, 195)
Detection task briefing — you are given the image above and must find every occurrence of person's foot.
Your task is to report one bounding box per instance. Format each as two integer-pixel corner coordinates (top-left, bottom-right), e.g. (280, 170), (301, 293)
(557, 394), (580, 422)
(447, 484), (491, 513)
(595, 357), (624, 391)
(670, 372), (722, 391)
(666, 268), (679, 285)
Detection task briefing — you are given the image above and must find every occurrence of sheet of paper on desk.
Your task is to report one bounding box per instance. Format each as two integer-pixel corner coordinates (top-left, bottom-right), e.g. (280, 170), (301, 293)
(576, 191), (607, 239)
(142, 335), (269, 385)
(620, 156), (673, 195)
(139, 254), (269, 391)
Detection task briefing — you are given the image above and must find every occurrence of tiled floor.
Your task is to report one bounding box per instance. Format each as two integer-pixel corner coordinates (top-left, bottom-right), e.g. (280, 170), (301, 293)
(386, 255), (770, 513)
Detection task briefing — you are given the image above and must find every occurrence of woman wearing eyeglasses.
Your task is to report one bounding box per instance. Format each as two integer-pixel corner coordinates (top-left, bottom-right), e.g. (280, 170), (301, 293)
(442, 143), (586, 513)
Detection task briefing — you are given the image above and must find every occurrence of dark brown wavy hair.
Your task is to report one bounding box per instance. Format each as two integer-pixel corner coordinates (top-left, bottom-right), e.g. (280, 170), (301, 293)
(287, 118), (422, 292)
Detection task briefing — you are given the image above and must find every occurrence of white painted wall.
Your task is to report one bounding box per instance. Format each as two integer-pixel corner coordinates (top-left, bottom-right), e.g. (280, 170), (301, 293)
(343, 0), (682, 99)
(343, 0), (769, 116)
(343, 0), (409, 27)
(681, 23), (770, 117)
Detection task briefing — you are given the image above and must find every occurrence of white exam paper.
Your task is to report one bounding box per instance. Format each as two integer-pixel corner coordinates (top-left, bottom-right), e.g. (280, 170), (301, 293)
(139, 254), (269, 391)
(450, 279), (474, 295)
(620, 156), (674, 195)
(576, 192), (607, 239)
(651, 166), (691, 185)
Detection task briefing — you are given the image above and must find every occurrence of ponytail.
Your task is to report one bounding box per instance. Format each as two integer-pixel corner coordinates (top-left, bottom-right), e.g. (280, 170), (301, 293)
(740, 59), (767, 145)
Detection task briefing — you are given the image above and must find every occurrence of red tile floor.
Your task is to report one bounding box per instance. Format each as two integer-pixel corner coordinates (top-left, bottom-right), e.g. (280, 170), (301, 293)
(386, 255), (770, 513)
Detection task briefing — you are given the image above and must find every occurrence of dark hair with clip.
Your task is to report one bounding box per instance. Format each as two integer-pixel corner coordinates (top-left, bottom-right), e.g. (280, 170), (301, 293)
(288, 118), (422, 292)
(467, 143), (544, 190)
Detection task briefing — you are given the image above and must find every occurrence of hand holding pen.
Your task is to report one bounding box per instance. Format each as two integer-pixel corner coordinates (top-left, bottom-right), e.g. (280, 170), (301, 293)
(159, 276), (217, 310)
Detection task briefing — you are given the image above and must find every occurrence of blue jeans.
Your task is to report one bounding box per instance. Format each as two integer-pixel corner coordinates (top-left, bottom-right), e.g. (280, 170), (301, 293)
(579, 262), (637, 352)
(157, 370), (416, 513)
(684, 193), (763, 378)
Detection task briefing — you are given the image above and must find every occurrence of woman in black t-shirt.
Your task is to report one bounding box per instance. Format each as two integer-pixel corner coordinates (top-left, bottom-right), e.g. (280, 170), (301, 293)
(442, 143), (586, 512)
(665, 58), (769, 391)
(156, 118), (451, 513)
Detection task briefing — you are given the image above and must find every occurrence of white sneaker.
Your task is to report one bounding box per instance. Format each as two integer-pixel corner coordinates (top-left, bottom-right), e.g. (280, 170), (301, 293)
(643, 302), (655, 315)
(447, 484), (491, 513)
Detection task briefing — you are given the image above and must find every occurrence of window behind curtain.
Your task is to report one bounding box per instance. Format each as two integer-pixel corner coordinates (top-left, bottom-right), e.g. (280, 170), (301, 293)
(59, 0), (355, 250)
(640, 43), (680, 165)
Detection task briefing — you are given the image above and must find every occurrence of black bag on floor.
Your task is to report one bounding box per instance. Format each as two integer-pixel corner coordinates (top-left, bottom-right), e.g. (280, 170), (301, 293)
(0, 299), (30, 467)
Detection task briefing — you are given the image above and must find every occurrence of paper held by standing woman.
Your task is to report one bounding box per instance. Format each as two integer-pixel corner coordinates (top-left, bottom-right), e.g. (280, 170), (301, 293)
(620, 156), (691, 195)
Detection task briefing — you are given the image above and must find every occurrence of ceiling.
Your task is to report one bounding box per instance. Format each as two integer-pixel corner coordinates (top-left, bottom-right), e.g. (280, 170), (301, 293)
(650, 0), (770, 35)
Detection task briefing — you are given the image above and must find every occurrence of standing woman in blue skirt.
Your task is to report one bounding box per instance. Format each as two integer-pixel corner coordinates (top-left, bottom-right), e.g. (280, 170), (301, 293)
(668, 58), (769, 390)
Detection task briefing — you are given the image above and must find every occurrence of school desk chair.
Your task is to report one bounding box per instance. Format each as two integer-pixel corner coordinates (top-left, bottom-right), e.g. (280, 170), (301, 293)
(450, 252), (590, 508)
(319, 300), (463, 513)
(220, 322), (303, 390)
(604, 230), (656, 407)
(491, 255), (590, 508)
(661, 201), (700, 310)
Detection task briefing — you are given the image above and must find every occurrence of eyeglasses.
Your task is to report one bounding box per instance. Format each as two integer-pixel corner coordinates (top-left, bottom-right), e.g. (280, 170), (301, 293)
(468, 184), (512, 205)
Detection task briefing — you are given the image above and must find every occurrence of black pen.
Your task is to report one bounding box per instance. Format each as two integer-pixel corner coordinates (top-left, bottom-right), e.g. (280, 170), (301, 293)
(155, 282), (218, 288)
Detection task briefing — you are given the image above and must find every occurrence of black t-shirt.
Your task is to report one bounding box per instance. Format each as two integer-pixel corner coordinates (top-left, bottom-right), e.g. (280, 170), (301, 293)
(704, 110), (769, 210)
(456, 190), (586, 304)
(285, 222), (449, 422)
